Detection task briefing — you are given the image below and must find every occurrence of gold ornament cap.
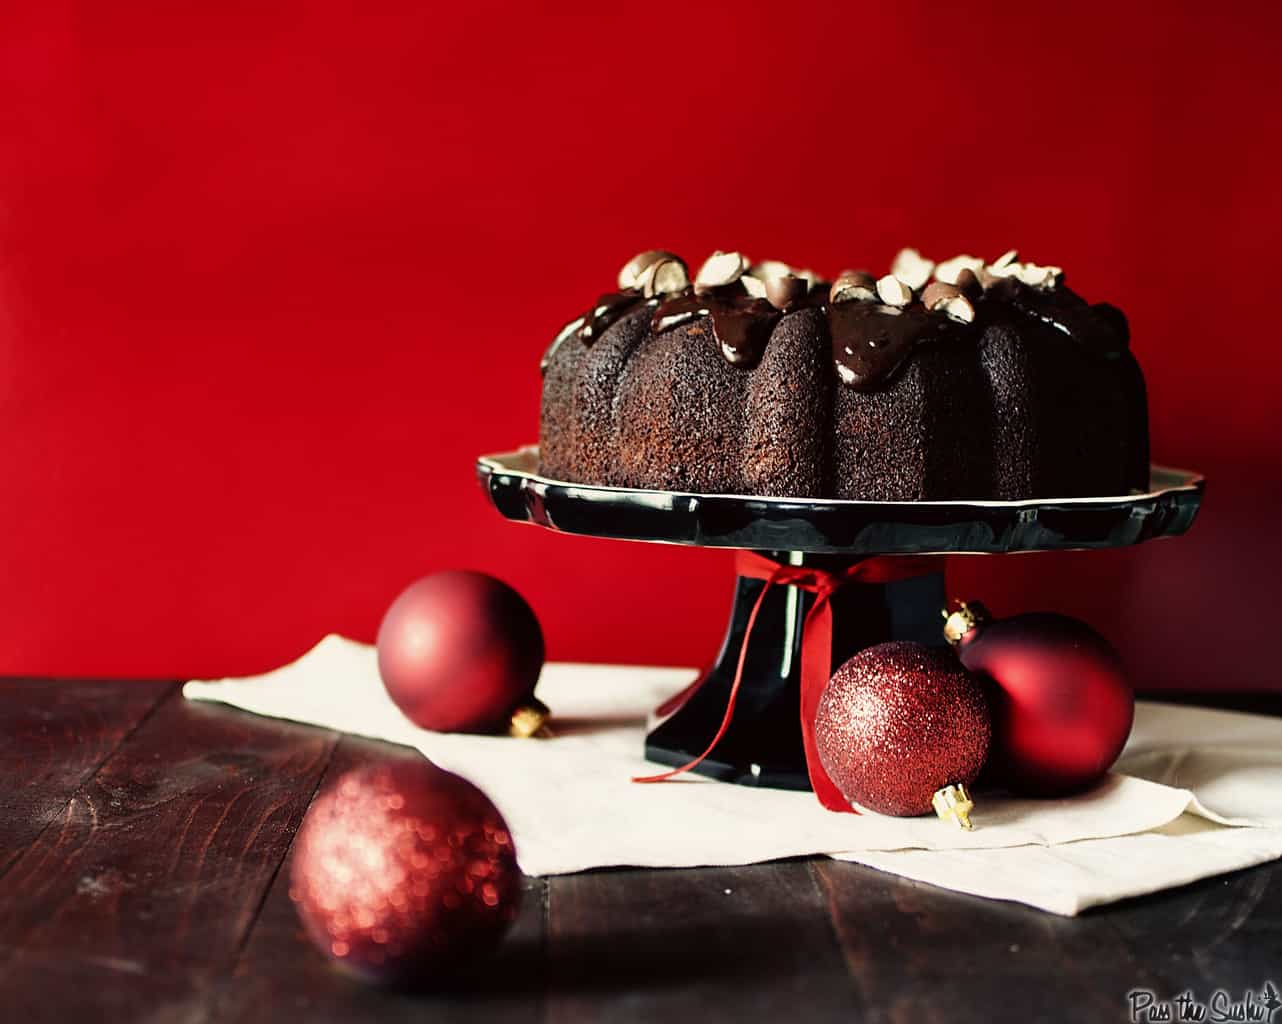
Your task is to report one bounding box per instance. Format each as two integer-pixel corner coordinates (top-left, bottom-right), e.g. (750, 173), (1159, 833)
(508, 696), (551, 739)
(932, 782), (976, 830)
(942, 600), (990, 646)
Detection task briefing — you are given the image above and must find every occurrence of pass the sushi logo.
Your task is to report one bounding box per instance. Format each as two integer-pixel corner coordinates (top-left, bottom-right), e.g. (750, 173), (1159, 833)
(1127, 983), (1281, 1023)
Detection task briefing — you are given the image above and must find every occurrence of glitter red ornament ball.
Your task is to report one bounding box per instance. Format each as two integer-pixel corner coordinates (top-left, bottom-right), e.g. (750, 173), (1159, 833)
(945, 602), (1134, 796)
(289, 760), (522, 985)
(377, 571), (546, 735)
(814, 641), (991, 822)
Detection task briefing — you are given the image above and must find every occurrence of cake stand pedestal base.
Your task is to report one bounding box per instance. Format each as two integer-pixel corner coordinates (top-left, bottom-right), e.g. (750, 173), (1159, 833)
(644, 552), (947, 790)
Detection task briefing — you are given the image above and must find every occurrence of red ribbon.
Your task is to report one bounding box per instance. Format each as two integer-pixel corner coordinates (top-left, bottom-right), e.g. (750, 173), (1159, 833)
(634, 551), (944, 812)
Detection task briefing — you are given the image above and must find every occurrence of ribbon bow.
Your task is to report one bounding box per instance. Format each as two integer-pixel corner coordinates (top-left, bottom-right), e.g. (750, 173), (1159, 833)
(634, 551), (943, 812)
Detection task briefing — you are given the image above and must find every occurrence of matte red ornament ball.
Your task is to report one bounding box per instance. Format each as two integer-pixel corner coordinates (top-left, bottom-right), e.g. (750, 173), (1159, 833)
(377, 571), (544, 733)
(814, 641), (991, 816)
(949, 605), (1134, 796)
(289, 760), (522, 985)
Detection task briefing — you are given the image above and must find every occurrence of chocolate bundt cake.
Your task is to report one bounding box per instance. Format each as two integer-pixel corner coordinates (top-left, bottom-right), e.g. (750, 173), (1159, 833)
(539, 248), (1149, 501)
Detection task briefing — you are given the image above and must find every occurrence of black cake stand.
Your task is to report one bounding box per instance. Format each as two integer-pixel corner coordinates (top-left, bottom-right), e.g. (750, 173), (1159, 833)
(476, 446), (1204, 791)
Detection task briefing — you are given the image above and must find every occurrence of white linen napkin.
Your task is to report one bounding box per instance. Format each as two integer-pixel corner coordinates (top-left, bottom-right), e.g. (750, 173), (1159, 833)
(184, 635), (1282, 915)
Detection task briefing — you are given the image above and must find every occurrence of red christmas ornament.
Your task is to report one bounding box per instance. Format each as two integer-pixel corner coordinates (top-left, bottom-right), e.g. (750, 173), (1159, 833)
(814, 641), (991, 827)
(290, 760), (522, 985)
(944, 602), (1134, 796)
(377, 571), (546, 735)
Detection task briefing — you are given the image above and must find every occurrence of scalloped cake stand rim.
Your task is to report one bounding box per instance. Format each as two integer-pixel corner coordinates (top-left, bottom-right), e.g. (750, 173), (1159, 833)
(475, 445), (1204, 556)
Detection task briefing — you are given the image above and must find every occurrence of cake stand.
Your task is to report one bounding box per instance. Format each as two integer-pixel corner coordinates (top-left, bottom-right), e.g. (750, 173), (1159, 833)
(476, 446), (1204, 791)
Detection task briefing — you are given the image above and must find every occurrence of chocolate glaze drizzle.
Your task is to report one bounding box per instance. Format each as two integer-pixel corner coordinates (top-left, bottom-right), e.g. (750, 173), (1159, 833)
(650, 291), (783, 367)
(828, 303), (958, 390)
(542, 257), (1130, 387)
(581, 292), (646, 341)
(986, 278), (1128, 357)
(541, 292), (651, 373)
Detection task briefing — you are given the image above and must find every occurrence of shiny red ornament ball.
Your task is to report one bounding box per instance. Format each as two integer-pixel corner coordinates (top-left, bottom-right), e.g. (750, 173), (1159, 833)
(814, 641), (991, 816)
(289, 760), (522, 985)
(377, 571), (544, 733)
(947, 603), (1134, 796)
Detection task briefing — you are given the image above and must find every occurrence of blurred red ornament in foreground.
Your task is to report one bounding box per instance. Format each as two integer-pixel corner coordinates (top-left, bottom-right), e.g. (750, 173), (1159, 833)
(814, 641), (991, 823)
(289, 760), (522, 985)
(377, 571), (545, 734)
(945, 602), (1134, 796)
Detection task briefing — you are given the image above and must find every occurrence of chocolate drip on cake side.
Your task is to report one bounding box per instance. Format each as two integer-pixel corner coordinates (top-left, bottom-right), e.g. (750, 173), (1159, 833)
(650, 291), (784, 368)
(818, 275), (1128, 391)
(541, 292), (652, 373)
(650, 283), (971, 389)
(983, 278), (1128, 357)
(827, 302), (964, 391)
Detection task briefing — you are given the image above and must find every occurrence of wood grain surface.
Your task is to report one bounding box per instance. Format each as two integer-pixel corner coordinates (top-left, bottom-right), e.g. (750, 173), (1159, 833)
(0, 679), (172, 877)
(0, 683), (1279, 1024)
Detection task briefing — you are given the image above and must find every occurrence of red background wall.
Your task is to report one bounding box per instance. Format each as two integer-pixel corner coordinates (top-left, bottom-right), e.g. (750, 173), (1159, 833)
(2, 3), (1278, 690)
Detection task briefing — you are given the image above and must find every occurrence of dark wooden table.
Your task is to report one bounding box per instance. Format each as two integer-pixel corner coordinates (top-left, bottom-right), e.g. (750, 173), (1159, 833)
(2, 681), (1280, 1024)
